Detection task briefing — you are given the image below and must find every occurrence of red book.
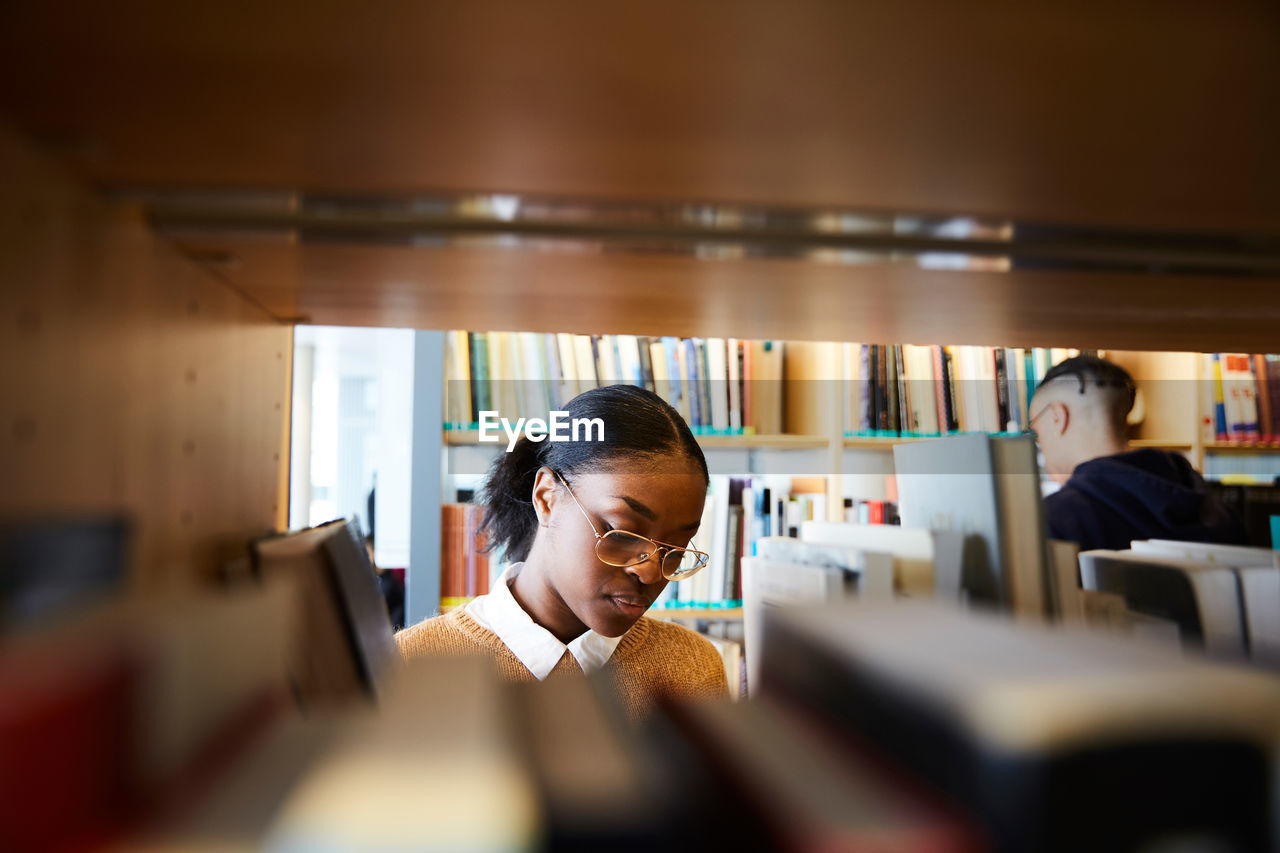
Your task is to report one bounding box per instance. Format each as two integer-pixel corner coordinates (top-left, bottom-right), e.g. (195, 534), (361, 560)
(0, 645), (141, 852)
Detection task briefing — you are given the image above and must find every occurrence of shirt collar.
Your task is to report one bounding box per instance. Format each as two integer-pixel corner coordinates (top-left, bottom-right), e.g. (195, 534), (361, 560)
(466, 562), (623, 680)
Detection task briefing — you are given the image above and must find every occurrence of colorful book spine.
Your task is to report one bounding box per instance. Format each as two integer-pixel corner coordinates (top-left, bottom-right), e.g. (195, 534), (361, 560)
(1211, 353), (1228, 441)
(1253, 354), (1273, 443)
(1220, 353), (1261, 441)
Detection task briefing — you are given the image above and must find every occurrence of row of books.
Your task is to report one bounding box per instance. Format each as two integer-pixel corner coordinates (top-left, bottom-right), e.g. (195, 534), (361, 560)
(654, 477), (898, 611)
(1208, 352), (1280, 442)
(841, 343), (1079, 438)
(143, 604), (1280, 850)
(444, 331), (786, 435)
(439, 503), (490, 611)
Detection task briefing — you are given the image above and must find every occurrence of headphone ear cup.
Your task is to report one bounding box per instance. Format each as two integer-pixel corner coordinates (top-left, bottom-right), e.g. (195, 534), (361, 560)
(1127, 387), (1146, 427)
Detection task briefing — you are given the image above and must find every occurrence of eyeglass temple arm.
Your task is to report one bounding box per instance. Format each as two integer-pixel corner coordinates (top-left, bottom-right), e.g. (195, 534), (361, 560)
(553, 470), (604, 539)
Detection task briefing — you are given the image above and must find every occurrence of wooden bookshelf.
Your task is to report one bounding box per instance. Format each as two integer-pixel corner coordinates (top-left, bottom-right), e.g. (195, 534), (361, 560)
(843, 436), (1197, 452)
(445, 429), (828, 450)
(1203, 442), (1280, 453)
(696, 434), (827, 450)
(648, 607), (744, 622)
(1130, 439), (1195, 452)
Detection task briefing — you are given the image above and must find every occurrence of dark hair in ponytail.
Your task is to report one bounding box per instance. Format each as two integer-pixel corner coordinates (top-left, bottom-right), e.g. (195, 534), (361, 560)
(478, 384), (708, 563)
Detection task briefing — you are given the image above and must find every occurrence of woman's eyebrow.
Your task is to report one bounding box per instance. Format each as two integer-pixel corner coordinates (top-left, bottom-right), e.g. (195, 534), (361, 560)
(611, 495), (657, 521)
(609, 495), (702, 534)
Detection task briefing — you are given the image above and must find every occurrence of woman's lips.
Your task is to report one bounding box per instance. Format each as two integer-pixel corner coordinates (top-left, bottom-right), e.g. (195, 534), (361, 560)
(609, 596), (650, 617)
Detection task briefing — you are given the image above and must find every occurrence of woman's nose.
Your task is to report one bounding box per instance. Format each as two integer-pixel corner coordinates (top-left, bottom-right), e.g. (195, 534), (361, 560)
(624, 550), (665, 585)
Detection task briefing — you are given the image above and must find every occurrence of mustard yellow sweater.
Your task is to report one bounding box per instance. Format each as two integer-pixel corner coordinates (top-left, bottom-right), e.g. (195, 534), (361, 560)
(396, 608), (728, 718)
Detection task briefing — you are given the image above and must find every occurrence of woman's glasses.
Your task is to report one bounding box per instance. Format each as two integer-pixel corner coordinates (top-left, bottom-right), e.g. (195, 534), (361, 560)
(554, 471), (709, 581)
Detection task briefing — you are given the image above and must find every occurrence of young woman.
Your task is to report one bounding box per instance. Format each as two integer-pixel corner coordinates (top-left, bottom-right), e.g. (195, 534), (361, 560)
(396, 384), (729, 715)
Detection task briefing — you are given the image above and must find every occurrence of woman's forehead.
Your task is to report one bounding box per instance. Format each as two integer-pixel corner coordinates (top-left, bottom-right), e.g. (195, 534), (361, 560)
(569, 469), (707, 504)
(573, 470), (704, 487)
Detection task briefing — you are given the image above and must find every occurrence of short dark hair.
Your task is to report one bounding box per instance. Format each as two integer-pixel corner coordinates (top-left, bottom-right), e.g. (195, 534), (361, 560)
(478, 384), (709, 563)
(1036, 355), (1136, 434)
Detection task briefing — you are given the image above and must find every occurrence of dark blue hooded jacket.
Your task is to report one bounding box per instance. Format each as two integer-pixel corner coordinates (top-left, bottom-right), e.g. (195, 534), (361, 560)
(1045, 448), (1247, 552)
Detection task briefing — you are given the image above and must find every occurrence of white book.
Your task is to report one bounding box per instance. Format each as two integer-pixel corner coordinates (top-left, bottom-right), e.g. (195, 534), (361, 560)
(741, 486), (756, 559)
(615, 334), (642, 385)
(754, 536), (895, 599)
(650, 339), (670, 404)
(726, 338), (743, 432)
(597, 335), (620, 383)
(974, 346), (1000, 434)
(1078, 549), (1247, 657)
(841, 342), (861, 436)
(740, 555), (850, 690)
(1130, 539), (1279, 569)
(705, 476), (730, 604)
(800, 520), (963, 599)
(706, 337), (730, 432)
(686, 488), (719, 604)
(1130, 540), (1279, 664)
(957, 347), (983, 433)
(573, 335), (597, 389)
(903, 344), (939, 435)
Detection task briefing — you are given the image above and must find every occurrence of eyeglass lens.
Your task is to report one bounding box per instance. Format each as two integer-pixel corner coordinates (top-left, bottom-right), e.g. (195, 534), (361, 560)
(595, 530), (704, 578)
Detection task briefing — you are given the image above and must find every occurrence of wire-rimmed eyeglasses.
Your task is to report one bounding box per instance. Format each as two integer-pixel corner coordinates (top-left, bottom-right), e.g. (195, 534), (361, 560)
(553, 470), (709, 581)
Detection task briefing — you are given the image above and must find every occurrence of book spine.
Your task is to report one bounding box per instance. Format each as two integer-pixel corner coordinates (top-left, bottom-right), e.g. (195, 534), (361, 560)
(665, 338), (689, 425)
(468, 332), (491, 419)
(636, 336), (655, 393)
(859, 345), (874, 434)
(872, 345), (886, 434)
(885, 344), (900, 436)
(994, 347), (1010, 432)
(1266, 354), (1280, 441)
(895, 344), (912, 435)
(1253, 354), (1273, 443)
(727, 338), (742, 433)
(684, 339), (703, 428)
(464, 504), (477, 599)
(590, 335), (606, 383)
(931, 345), (948, 435)
(700, 339), (716, 430)
(1211, 353), (1228, 441)
(944, 347), (962, 432)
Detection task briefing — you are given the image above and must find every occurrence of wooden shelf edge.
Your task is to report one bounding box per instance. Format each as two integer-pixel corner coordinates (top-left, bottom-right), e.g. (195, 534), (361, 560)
(842, 436), (1198, 451)
(1130, 439), (1194, 451)
(1203, 441), (1280, 453)
(697, 434), (827, 449)
(445, 429), (827, 450)
(648, 607), (744, 621)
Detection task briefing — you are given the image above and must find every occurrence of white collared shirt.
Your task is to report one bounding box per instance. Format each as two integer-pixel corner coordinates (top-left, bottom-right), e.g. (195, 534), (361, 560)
(466, 562), (623, 680)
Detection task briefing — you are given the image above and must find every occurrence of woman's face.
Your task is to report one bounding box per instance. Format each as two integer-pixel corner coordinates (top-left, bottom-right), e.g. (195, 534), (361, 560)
(527, 458), (707, 640)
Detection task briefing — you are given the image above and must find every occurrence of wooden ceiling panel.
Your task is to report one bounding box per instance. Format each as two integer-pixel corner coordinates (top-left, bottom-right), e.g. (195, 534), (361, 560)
(2, 1), (1278, 232)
